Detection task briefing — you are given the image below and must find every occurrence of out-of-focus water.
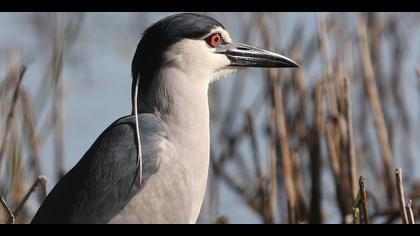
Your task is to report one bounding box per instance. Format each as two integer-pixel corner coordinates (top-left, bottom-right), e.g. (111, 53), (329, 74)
(1, 12), (419, 223)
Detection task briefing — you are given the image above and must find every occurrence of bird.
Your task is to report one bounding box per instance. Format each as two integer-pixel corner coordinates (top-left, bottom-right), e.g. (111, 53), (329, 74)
(31, 13), (298, 224)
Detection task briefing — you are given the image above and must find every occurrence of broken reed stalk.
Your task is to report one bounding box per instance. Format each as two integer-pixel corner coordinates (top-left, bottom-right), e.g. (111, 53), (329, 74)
(352, 176), (369, 224)
(270, 68), (296, 224)
(406, 200), (415, 224)
(0, 196), (15, 224)
(395, 168), (409, 224)
(358, 16), (395, 206)
(359, 176), (369, 224)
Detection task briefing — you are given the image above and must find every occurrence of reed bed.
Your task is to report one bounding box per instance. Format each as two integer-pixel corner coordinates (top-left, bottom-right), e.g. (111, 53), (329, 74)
(206, 12), (420, 224)
(1, 12), (419, 224)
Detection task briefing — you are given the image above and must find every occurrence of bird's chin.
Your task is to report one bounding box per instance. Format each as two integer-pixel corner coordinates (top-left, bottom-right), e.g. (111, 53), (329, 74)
(211, 67), (238, 83)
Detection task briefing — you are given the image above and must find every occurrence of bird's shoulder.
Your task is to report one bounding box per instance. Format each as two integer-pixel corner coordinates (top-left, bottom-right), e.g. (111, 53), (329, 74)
(71, 113), (169, 222)
(83, 113), (168, 181)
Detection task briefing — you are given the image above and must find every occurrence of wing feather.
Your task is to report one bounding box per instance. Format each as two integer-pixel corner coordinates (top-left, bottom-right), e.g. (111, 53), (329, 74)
(31, 114), (167, 224)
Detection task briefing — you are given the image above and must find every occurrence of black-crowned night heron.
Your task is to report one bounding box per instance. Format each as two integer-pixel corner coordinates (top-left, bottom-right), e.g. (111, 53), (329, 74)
(31, 13), (298, 224)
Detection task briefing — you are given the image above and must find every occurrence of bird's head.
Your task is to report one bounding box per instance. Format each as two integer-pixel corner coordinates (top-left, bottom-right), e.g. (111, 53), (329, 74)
(131, 13), (299, 110)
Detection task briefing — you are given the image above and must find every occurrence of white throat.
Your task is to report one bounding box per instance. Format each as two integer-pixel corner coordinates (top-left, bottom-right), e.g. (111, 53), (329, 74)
(154, 65), (212, 223)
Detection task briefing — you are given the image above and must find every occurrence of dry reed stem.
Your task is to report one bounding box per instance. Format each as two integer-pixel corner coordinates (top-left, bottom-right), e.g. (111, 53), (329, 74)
(219, 74), (247, 139)
(309, 80), (324, 224)
(0, 65), (26, 182)
(326, 122), (347, 219)
(344, 77), (358, 200)
(0, 65), (26, 162)
(218, 13), (257, 140)
(291, 45), (307, 140)
(211, 142), (260, 215)
(291, 151), (309, 222)
(246, 111), (264, 187)
(12, 175), (48, 218)
(326, 123), (340, 181)
(257, 12), (297, 223)
(317, 14), (338, 125)
(52, 13), (66, 179)
(2, 12), (418, 225)
(20, 88), (42, 178)
(358, 15), (395, 206)
(268, 109), (278, 223)
(271, 70), (296, 224)
(317, 13), (333, 79)
(395, 168), (409, 224)
(246, 110), (273, 223)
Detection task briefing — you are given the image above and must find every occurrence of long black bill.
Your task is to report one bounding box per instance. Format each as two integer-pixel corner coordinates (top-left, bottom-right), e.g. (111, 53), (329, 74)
(216, 43), (299, 68)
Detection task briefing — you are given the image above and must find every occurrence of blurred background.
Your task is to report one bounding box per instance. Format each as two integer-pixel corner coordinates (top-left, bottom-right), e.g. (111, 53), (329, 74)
(0, 12), (420, 224)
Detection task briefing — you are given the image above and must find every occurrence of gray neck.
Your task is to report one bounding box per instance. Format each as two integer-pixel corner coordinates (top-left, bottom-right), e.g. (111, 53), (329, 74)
(134, 66), (209, 129)
(134, 66), (211, 222)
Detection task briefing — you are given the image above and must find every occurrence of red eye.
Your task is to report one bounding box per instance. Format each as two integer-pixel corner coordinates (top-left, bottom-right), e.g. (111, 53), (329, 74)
(208, 33), (222, 47)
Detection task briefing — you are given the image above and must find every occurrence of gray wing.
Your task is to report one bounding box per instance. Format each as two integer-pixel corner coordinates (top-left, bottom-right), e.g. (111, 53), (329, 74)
(31, 113), (167, 224)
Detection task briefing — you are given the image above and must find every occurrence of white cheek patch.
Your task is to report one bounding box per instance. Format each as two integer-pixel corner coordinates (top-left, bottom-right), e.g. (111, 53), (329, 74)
(165, 36), (235, 83)
(164, 39), (208, 70)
